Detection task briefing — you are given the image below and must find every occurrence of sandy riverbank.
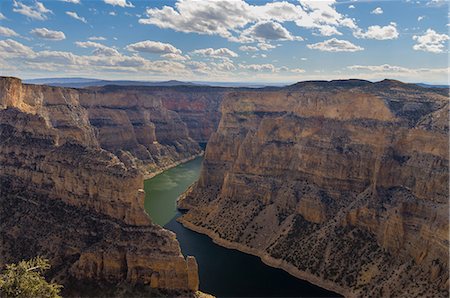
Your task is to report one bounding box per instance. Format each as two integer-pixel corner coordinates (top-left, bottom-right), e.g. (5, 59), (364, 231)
(178, 217), (354, 298)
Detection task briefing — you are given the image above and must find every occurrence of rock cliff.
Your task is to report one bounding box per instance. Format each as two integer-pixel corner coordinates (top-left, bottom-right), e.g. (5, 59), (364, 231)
(0, 77), (199, 296)
(179, 79), (449, 297)
(86, 85), (225, 144)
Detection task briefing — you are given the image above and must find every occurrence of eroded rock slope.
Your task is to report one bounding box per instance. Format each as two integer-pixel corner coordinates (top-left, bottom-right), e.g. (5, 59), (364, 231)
(0, 77), (200, 296)
(179, 79), (449, 297)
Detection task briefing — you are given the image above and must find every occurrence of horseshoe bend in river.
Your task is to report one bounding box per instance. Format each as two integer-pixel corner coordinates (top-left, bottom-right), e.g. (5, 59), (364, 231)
(144, 157), (339, 297)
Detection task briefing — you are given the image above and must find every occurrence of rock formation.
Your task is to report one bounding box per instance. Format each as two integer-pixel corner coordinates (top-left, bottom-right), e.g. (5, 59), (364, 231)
(179, 79), (449, 297)
(0, 77), (200, 296)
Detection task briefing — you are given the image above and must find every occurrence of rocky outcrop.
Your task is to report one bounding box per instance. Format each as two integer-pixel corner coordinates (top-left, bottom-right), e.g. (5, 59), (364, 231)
(179, 79), (449, 297)
(0, 77), (199, 296)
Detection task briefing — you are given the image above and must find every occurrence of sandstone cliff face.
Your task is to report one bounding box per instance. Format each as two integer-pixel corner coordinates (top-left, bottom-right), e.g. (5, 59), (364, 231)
(86, 85), (225, 144)
(0, 77), (199, 295)
(80, 85), (205, 173)
(180, 79), (449, 297)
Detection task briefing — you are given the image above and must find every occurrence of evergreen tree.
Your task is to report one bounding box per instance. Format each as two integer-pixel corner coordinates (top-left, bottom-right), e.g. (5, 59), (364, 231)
(0, 257), (62, 298)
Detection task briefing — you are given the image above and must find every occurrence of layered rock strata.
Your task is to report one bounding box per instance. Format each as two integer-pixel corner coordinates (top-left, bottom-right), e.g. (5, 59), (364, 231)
(179, 80), (449, 297)
(0, 77), (199, 296)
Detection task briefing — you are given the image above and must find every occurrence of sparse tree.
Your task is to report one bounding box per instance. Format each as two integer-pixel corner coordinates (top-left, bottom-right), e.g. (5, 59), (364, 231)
(0, 257), (62, 298)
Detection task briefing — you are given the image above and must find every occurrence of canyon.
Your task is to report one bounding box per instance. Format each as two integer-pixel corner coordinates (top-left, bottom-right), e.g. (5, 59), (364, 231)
(0, 76), (448, 297)
(0, 77), (222, 297)
(179, 79), (449, 297)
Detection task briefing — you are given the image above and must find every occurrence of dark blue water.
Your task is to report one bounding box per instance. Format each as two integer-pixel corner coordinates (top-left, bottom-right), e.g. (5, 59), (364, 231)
(145, 157), (340, 297)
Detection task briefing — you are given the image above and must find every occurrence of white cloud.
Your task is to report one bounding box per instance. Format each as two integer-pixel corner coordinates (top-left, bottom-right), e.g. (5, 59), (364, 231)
(239, 21), (302, 42)
(125, 40), (182, 55)
(417, 16), (425, 22)
(104, 0), (134, 8)
(191, 48), (238, 59)
(0, 39), (34, 57)
(426, 0), (447, 7)
(348, 5), (355, 9)
(88, 36), (107, 41)
(31, 28), (66, 41)
(0, 12), (6, 20)
(413, 28), (449, 53)
(66, 11), (87, 23)
(239, 45), (259, 52)
(109, 11), (117, 16)
(347, 64), (450, 79)
(13, 1), (52, 20)
(0, 26), (19, 37)
(161, 53), (189, 61)
(307, 38), (363, 52)
(316, 25), (342, 36)
(239, 63), (276, 72)
(75, 41), (120, 56)
(60, 0), (80, 3)
(138, 0), (357, 43)
(371, 7), (383, 15)
(354, 23), (399, 40)
(257, 42), (276, 51)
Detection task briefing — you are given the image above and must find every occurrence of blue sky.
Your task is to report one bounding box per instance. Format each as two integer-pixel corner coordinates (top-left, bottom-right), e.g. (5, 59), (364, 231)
(0, 0), (448, 83)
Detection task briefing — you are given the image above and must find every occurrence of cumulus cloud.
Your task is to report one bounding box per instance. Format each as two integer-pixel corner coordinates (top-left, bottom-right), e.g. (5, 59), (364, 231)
(257, 42), (276, 51)
(161, 53), (189, 61)
(371, 7), (383, 15)
(0, 12), (6, 20)
(31, 28), (66, 40)
(191, 48), (238, 59)
(125, 40), (182, 55)
(138, 0), (357, 43)
(0, 39), (34, 57)
(354, 23), (399, 40)
(104, 0), (134, 8)
(307, 38), (363, 52)
(413, 29), (449, 53)
(239, 63), (276, 72)
(75, 41), (120, 56)
(239, 21), (302, 42)
(239, 45), (259, 52)
(66, 11), (87, 23)
(0, 26), (19, 37)
(13, 1), (52, 20)
(316, 25), (342, 36)
(417, 16), (425, 22)
(348, 5), (355, 9)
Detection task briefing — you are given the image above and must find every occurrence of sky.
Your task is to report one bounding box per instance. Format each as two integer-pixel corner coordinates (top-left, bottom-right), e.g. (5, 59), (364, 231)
(0, 0), (448, 84)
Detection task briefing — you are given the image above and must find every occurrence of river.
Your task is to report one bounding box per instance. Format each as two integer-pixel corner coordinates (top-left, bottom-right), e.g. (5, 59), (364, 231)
(144, 157), (339, 297)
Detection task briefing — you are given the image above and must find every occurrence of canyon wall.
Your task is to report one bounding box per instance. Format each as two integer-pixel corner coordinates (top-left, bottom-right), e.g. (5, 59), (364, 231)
(179, 80), (449, 297)
(86, 85), (226, 144)
(0, 77), (200, 296)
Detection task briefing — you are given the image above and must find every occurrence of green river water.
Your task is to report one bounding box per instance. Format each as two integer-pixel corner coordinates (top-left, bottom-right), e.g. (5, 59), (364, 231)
(144, 157), (339, 297)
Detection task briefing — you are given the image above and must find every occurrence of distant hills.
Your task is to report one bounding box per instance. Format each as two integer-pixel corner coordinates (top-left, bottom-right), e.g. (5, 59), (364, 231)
(23, 77), (448, 89)
(23, 77), (288, 88)
(24, 77), (200, 88)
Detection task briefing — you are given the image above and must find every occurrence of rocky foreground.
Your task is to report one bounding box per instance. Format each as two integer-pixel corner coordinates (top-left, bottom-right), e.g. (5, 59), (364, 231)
(0, 77), (224, 296)
(179, 79), (449, 297)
